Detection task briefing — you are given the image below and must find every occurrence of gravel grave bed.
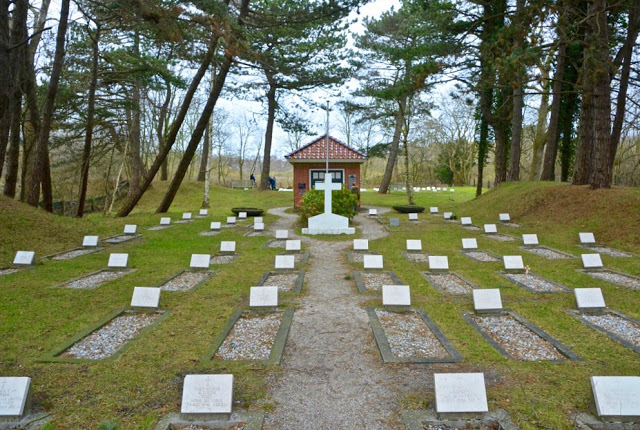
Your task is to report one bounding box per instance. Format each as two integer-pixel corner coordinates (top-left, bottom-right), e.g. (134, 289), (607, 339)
(522, 247), (573, 259)
(424, 425), (500, 430)
(584, 270), (640, 290)
(423, 273), (473, 295)
(171, 424), (246, 430)
(462, 226), (482, 231)
(265, 239), (286, 248)
(586, 246), (633, 257)
(210, 254), (238, 265)
(503, 273), (566, 293)
(51, 248), (98, 260)
(161, 271), (212, 291)
(471, 315), (564, 361)
(347, 252), (373, 263)
(285, 253), (306, 264)
(260, 273), (300, 291)
(245, 231), (265, 237)
(405, 253), (429, 263)
(375, 310), (449, 359)
(359, 272), (398, 291)
(464, 251), (500, 262)
(214, 312), (283, 361)
(62, 313), (160, 360)
(65, 270), (130, 289)
(484, 234), (516, 242)
(501, 222), (520, 228)
(147, 225), (171, 231)
(174, 220), (193, 224)
(0, 268), (20, 276)
(582, 314), (640, 347)
(198, 230), (220, 236)
(103, 234), (137, 244)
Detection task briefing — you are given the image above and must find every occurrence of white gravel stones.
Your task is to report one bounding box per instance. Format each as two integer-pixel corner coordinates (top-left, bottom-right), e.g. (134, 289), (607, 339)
(503, 273), (565, 293)
(464, 251), (500, 262)
(210, 254), (238, 265)
(0, 268), (20, 276)
(375, 310), (449, 359)
(583, 314), (640, 348)
(63, 312), (160, 359)
(424, 273), (473, 295)
(471, 315), (564, 360)
(485, 234), (517, 242)
(523, 247), (573, 259)
(147, 225), (170, 231)
(360, 272), (399, 291)
(260, 273), (299, 292)
(161, 271), (211, 291)
(586, 246), (633, 258)
(198, 230), (220, 237)
(265, 239), (286, 248)
(103, 234), (137, 244)
(51, 248), (98, 260)
(585, 271), (640, 290)
(404, 253), (429, 263)
(215, 312), (283, 360)
(65, 270), (130, 289)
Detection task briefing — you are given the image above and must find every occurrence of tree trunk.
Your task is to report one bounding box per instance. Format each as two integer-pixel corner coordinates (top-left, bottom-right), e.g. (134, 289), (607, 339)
(0, 0), (11, 178)
(117, 36), (218, 217)
(476, 116), (490, 197)
(529, 83), (549, 180)
(507, 0), (526, 182)
(402, 130), (414, 205)
(202, 113), (213, 208)
(259, 81), (277, 190)
(77, 25), (101, 217)
(127, 30), (144, 197)
(541, 40), (566, 181)
(26, 0), (70, 209)
(157, 77), (172, 181)
(494, 125), (509, 185)
(379, 96), (406, 194)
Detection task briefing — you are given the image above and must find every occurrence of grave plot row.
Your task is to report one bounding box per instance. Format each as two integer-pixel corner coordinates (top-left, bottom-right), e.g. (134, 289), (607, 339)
(53, 253), (135, 290)
(353, 270), (403, 292)
(42, 235), (104, 261)
(422, 272), (476, 295)
(0, 251), (36, 277)
(579, 232), (634, 257)
(157, 270), (217, 292)
(257, 271), (305, 293)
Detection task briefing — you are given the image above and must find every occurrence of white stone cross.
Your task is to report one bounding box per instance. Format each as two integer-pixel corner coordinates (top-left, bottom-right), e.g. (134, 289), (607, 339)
(315, 176), (342, 214)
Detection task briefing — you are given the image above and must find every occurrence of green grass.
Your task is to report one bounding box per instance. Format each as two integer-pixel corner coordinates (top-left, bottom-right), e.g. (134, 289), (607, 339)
(1, 181), (639, 429)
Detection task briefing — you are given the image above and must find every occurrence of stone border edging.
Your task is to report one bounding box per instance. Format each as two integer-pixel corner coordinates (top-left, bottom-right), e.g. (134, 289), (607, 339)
(565, 309), (640, 355)
(154, 411), (264, 430)
(401, 409), (519, 430)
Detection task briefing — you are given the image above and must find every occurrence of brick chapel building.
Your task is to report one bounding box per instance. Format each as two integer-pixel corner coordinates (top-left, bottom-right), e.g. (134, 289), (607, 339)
(285, 135), (366, 208)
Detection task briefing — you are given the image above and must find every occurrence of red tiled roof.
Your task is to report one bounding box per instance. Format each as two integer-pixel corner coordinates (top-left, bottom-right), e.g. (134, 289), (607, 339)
(285, 135), (366, 161)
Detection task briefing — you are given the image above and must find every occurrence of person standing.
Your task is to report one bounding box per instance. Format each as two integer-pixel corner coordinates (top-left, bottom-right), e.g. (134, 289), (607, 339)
(250, 173), (256, 188)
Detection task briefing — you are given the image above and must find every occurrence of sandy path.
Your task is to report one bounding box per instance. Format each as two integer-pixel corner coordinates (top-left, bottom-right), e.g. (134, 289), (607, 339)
(261, 207), (433, 430)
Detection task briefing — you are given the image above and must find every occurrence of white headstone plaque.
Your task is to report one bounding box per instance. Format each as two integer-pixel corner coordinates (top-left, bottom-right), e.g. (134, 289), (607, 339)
(473, 289), (503, 312)
(390, 217), (400, 227)
(430, 207), (438, 214)
(503, 255), (524, 270)
(226, 217), (236, 224)
(590, 376), (640, 418)
(254, 217), (263, 224)
(443, 212), (453, 220)
(406, 240), (422, 251)
(190, 254), (210, 269)
(579, 232), (596, 244)
(238, 212), (247, 219)
(275, 230), (289, 239)
(429, 256), (449, 271)
(199, 209), (208, 216)
(499, 213), (511, 222)
(574, 288), (606, 309)
(460, 217), (472, 226)
(249, 286), (278, 307)
(353, 239), (369, 251)
(130, 287), (161, 309)
(82, 235), (99, 247)
(434, 373), (488, 413)
(369, 208), (378, 216)
(275, 255), (295, 270)
(408, 213), (418, 221)
(254, 223), (265, 231)
(484, 224), (497, 234)
(123, 224), (137, 234)
(382, 285), (411, 306)
(210, 222), (221, 230)
(13, 251), (35, 266)
(108, 253), (128, 268)
(0, 376), (31, 416)
(182, 212), (192, 220)
(220, 241), (236, 253)
(582, 253), (603, 269)
(160, 217), (171, 225)
(181, 374), (233, 414)
(462, 238), (478, 250)
(363, 254), (383, 269)
(522, 234), (539, 246)
(285, 240), (301, 251)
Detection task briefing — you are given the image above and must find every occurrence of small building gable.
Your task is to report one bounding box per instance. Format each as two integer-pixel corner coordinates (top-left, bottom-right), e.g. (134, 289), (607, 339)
(286, 135), (366, 163)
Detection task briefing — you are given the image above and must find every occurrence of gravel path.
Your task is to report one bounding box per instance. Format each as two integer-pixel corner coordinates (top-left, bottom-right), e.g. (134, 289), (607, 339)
(262, 207), (432, 430)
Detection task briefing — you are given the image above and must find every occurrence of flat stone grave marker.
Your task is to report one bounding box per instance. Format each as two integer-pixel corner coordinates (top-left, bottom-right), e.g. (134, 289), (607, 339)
(460, 217), (472, 226)
(430, 207), (438, 214)
(590, 376), (640, 420)
(254, 217), (263, 224)
(0, 376), (31, 417)
(574, 288), (606, 310)
(369, 208), (378, 216)
(499, 213), (510, 222)
(450, 189), (455, 193)
(382, 285), (411, 306)
(220, 241), (236, 253)
(429, 256), (449, 271)
(579, 232), (596, 244)
(238, 212), (247, 219)
(443, 212), (453, 220)
(408, 213), (418, 221)
(275, 255), (295, 270)
(484, 224), (497, 234)
(503, 255), (524, 271)
(354, 239), (369, 251)
(390, 217), (400, 227)
(249, 286), (278, 307)
(83, 235), (99, 247)
(13, 251), (35, 266)
(406, 240), (422, 251)
(473, 289), (503, 313)
(108, 253), (128, 268)
(522, 234), (539, 246)
(130, 287), (161, 309)
(181, 374), (233, 414)
(363, 255), (384, 269)
(434, 372), (488, 414)
(190, 254), (211, 269)
(226, 216), (236, 224)
(285, 240), (301, 251)
(182, 212), (192, 220)
(254, 223), (265, 231)
(160, 217), (171, 225)
(199, 209), (208, 216)
(124, 224), (137, 234)
(462, 238), (478, 250)
(582, 253), (603, 269)
(275, 230), (289, 239)
(211, 222), (221, 230)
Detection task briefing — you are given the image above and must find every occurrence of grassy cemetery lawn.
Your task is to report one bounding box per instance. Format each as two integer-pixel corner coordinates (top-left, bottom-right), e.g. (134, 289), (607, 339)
(1, 181), (639, 429)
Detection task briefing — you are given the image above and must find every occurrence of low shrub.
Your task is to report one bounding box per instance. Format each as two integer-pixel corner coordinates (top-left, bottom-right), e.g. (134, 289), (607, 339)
(299, 187), (358, 221)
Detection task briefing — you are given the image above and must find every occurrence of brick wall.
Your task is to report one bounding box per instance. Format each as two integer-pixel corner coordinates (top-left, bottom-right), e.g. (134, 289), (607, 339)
(292, 163), (361, 208)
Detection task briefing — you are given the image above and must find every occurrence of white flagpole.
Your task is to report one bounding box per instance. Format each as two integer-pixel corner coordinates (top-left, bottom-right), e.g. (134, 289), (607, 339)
(325, 101), (329, 176)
